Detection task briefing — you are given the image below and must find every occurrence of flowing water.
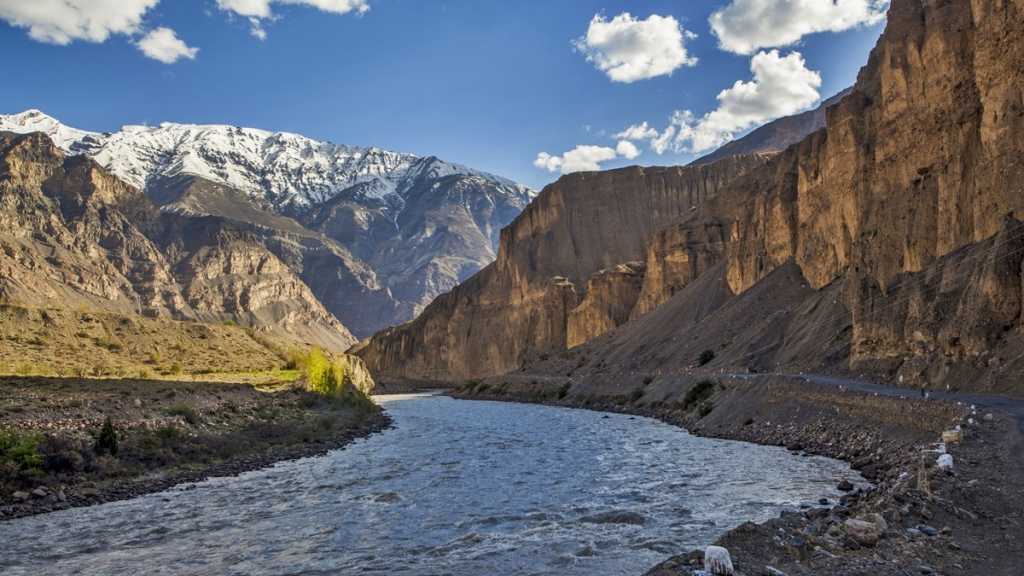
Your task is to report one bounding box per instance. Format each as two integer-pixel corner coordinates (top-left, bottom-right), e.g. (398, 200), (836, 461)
(0, 394), (859, 575)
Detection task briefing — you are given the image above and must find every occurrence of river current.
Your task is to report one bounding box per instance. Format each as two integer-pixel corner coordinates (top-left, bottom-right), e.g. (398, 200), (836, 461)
(0, 394), (858, 575)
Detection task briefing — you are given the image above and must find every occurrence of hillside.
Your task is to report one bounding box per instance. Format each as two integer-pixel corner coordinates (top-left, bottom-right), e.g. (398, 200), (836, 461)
(356, 0), (1024, 395)
(0, 131), (354, 351)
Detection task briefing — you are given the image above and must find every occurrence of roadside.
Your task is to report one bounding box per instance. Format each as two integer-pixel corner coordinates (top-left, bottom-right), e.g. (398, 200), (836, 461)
(448, 372), (1024, 575)
(0, 375), (389, 520)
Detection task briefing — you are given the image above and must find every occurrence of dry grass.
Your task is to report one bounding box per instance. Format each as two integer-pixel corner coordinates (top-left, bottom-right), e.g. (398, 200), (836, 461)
(0, 305), (294, 379)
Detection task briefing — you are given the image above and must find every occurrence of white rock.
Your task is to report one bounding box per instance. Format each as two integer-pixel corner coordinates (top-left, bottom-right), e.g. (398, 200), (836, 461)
(704, 545), (735, 575)
(936, 454), (954, 470)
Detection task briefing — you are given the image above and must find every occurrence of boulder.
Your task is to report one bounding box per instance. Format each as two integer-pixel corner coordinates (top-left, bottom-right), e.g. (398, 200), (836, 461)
(704, 546), (735, 575)
(843, 518), (884, 546)
(936, 454), (954, 470)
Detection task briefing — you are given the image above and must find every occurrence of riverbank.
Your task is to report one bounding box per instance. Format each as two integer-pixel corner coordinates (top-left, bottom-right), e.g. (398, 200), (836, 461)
(450, 373), (1024, 575)
(0, 376), (390, 520)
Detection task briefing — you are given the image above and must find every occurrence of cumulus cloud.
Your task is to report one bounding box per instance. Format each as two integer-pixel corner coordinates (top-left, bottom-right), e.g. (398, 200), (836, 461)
(710, 0), (889, 55)
(574, 13), (697, 83)
(617, 50), (822, 155)
(0, 0), (158, 45)
(136, 27), (198, 63)
(534, 145), (621, 175)
(217, 0), (368, 38)
(616, 140), (641, 160)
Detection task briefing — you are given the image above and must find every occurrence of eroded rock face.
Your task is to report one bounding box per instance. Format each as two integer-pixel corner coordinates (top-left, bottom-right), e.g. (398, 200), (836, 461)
(726, 0), (1024, 294)
(632, 219), (729, 319)
(567, 262), (645, 349)
(0, 131), (356, 350)
(355, 157), (765, 381)
(716, 0), (1024, 377)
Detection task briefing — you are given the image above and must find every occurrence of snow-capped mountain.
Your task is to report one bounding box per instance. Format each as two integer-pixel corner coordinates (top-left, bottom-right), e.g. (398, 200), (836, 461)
(0, 109), (532, 212)
(0, 109), (535, 338)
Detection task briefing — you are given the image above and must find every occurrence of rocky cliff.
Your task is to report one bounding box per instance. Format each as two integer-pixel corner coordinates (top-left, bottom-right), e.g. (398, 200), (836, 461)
(0, 131), (355, 350)
(358, 0), (1024, 392)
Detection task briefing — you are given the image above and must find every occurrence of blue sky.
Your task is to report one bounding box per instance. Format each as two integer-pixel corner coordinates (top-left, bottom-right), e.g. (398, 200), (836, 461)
(0, 1), (887, 189)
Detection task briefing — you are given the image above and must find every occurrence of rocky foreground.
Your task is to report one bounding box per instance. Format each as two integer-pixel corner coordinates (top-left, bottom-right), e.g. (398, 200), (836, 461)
(451, 374), (1024, 575)
(0, 376), (389, 520)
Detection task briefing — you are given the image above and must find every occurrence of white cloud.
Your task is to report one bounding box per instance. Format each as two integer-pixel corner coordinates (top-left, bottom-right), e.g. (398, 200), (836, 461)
(650, 125), (676, 155)
(217, 0), (368, 38)
(710, 0), (889, 55)
(616, 140), (641, 160)
(675, 50), (821, 152)
(617, 50), (821, 155)
(574, 13), (697, 83)
(615, 122), (659, 141)
(0, 0), (158, 45)
(136, 27), (198, 63)
(534, 145), (620, 175)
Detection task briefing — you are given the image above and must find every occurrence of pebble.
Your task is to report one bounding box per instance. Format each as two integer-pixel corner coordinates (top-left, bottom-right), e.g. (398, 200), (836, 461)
(918, 524), (939, 537)
(837, 479), (855, 492)
(12, 491), (30, 501)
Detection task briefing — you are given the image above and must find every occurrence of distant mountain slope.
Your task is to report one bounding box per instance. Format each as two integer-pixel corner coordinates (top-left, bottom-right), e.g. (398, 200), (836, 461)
(690, 88), (852, 167)
(0, 110), (535, 336)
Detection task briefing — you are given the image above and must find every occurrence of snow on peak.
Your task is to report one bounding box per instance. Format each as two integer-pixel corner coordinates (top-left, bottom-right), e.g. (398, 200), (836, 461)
(0, 109), (100, 153)
(0, 110), (535, 210)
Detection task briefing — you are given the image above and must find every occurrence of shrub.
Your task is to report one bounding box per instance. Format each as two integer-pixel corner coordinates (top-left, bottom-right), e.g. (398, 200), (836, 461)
(557, 382), (572, 400)
(94, 417), (118, 456)
(682, 380), (717, 411)
(302, 348), (374, 411)
(698, 349), (716, 367)
(628, 388), (644, 403)
(169, 361), (184, 375)
(0, 429), (43, 471)
(166, 404), (200, 425)
(698, 401), (714, 419)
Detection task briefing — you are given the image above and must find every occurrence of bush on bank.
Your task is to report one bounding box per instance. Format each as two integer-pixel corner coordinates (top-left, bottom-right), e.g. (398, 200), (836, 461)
(295, 348), (375, 411)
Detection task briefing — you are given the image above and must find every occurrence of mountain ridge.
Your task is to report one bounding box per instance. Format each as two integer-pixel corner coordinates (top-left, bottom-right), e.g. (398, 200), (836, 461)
(0, 109), (535, 336)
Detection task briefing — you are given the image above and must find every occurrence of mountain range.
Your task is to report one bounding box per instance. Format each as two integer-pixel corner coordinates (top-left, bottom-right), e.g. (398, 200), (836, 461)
(0, 110), (535, 342)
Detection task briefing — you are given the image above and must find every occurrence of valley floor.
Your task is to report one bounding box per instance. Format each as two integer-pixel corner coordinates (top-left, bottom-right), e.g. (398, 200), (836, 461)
(0, 376), (389, 520)
(450, 372), (1024, 576)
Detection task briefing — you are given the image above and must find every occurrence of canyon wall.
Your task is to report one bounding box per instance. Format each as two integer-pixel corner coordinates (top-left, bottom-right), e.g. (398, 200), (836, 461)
(354, 156), (766, 380)
(717, 0), (1024, 373)
(358, 0), (1024, 386)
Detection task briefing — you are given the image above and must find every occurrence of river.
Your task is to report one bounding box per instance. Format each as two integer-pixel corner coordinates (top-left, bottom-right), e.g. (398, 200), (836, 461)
(0, 394), (859, 575)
